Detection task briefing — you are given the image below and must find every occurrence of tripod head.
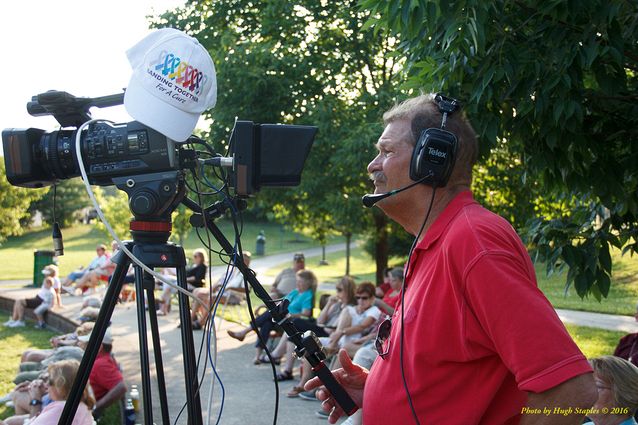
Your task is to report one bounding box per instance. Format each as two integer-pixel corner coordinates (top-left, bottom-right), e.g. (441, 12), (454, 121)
(112, 170), (186, 243)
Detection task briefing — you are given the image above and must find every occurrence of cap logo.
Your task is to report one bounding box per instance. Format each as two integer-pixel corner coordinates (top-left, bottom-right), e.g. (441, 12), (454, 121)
(148, 50), (209, 103)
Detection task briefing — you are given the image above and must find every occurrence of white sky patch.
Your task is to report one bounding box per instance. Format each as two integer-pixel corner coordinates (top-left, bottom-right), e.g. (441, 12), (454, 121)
(0, 0), (199, 155)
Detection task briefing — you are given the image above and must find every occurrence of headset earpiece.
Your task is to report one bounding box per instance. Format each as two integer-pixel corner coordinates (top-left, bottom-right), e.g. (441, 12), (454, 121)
(409, 94), (460, 187)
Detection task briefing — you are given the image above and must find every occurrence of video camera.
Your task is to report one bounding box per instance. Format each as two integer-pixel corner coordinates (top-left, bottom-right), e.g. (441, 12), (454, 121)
(2, 90), (317, 196)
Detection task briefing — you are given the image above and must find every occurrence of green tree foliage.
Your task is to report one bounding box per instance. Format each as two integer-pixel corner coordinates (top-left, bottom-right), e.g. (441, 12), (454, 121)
(361, 0), (638, 298)
(171, 204), (193, 245)
(94, 188), (131, 240)
(30, 179), (92, 228)
(151, 0), (406, 281)
(0, 162), (46, 243)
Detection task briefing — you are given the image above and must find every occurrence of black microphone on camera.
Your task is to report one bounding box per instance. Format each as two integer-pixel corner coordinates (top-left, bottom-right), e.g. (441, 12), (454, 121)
(362, 172), (433, 208)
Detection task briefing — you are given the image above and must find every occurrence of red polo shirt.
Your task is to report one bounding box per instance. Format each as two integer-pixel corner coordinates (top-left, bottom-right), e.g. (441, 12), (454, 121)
(89, 351), (124, 401)
(363, 191), (591, 425)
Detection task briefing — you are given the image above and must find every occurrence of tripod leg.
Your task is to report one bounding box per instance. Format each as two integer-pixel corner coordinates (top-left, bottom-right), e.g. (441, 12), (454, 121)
(144, 272), (171, 425)
(60, 255), (130, 425)
(176, 267), (203, 425)
(134, 265), (154, 425)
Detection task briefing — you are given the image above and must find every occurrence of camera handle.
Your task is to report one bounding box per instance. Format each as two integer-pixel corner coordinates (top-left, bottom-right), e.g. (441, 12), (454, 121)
(182, 197), (359, 417)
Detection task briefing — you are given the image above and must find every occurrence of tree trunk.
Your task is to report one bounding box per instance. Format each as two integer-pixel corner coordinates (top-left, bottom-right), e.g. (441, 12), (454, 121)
(345, 232), (352, 275)
(373, 212), (389, 285)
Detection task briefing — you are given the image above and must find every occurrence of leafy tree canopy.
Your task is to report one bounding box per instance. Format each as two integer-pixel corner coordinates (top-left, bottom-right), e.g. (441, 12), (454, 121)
(361, 0), (638, 298)
(0, 162), (46, 243)
(151, 0), (408, 280)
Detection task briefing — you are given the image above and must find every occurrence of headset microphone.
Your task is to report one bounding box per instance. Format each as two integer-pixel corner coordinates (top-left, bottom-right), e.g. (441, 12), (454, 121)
(362, 172), (433, 208)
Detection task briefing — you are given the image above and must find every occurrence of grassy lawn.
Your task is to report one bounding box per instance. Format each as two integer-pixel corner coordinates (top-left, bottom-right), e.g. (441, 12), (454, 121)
(261, 244), (381, 284)
(564, 323), (626, 358)
(0, 221), (335, 281)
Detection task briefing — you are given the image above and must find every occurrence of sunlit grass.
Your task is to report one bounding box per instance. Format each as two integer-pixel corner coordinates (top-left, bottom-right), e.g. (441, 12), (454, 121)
(565, 323), (626, 359)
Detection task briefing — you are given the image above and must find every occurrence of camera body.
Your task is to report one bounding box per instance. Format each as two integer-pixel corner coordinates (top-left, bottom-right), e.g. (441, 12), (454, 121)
(3, 91), (317, 202)
(3, 121), (176, 188)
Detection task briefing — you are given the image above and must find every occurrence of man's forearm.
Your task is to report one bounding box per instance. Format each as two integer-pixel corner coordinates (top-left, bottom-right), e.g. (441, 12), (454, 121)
(95, 381), (127, 413)
(519, 374), (597, 425)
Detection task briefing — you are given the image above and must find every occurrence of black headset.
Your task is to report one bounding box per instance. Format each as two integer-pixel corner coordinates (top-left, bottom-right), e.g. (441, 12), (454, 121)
(409, 93), (461, 187)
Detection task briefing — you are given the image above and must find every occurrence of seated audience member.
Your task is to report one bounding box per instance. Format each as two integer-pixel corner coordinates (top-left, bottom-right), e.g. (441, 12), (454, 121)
(4, 277), (56, 328)
(42, 265), (62, 309)
(614, 302), (638, 368)
(322, 282), (382, 355)
(212, 251), (253, 305)
(157, 267), (177, 315)
(374, 268), (392, 298)
(78, 328), (127, 417)
(0, 360), (95, 425)
(13, 344), (86, 385)
(228, 270), (317, 367)
(270, 253), (305, 299)
(583, 355), (638, 425)
(21, 323), (94, 364)
(62, 244), (109, 290)
(279, 276), (357, 397)
(373, 267), (403, 315)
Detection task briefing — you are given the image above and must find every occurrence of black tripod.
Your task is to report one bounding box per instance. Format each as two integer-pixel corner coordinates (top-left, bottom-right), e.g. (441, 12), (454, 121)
(62, 237), (202, 424)
(60, 171), (204, 425)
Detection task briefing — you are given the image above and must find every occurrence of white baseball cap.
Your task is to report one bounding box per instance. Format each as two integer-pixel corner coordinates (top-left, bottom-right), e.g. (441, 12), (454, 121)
(78, 327), (113, 344)
(124, 28), (217, 141)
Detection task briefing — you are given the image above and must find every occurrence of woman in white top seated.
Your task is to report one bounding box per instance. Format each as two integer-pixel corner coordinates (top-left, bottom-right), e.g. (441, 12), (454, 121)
(323, 282), (381, 353)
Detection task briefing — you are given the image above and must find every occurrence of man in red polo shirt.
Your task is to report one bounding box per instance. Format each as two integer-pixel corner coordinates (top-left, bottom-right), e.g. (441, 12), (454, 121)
(78, 328), (127, 418)
(306, 94), (596, 424)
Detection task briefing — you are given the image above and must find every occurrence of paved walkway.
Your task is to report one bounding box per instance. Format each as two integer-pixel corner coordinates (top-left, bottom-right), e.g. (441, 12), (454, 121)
(1, 243), (636, 424)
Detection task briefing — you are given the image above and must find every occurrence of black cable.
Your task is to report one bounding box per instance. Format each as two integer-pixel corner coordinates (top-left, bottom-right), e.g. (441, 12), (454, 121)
(174, 144), (223, 425)
(400, 186), (437, 425)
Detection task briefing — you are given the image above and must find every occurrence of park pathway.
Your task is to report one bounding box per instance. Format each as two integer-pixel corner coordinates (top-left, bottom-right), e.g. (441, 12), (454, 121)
(1, 242), (636, 424)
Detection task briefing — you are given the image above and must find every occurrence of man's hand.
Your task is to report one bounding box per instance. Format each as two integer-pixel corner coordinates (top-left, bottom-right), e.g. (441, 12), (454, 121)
(304, 349), (368, 424)
(28, 379), (47, 401)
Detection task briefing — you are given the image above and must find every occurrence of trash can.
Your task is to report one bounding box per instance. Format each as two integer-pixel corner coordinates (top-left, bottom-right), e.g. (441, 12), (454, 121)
(33, 250), (57, 287)
(255, 230), (266, 256)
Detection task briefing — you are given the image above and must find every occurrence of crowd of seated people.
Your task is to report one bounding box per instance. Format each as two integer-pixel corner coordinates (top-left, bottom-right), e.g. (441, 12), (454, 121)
(0, 360), (95, 425)
(0, 324), (127, 424)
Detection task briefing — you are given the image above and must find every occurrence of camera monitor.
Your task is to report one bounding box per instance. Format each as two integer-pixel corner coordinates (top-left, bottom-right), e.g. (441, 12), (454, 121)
(230, 121), (317, 197)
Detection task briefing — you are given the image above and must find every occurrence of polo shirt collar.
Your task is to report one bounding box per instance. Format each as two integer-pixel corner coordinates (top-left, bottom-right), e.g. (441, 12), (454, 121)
(415, 190), (476, 252)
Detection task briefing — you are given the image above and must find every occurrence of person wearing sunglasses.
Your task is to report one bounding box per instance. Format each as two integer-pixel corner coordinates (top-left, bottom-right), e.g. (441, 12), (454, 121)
(305, 94), (596, 424)
(321, 282), (381, 357)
